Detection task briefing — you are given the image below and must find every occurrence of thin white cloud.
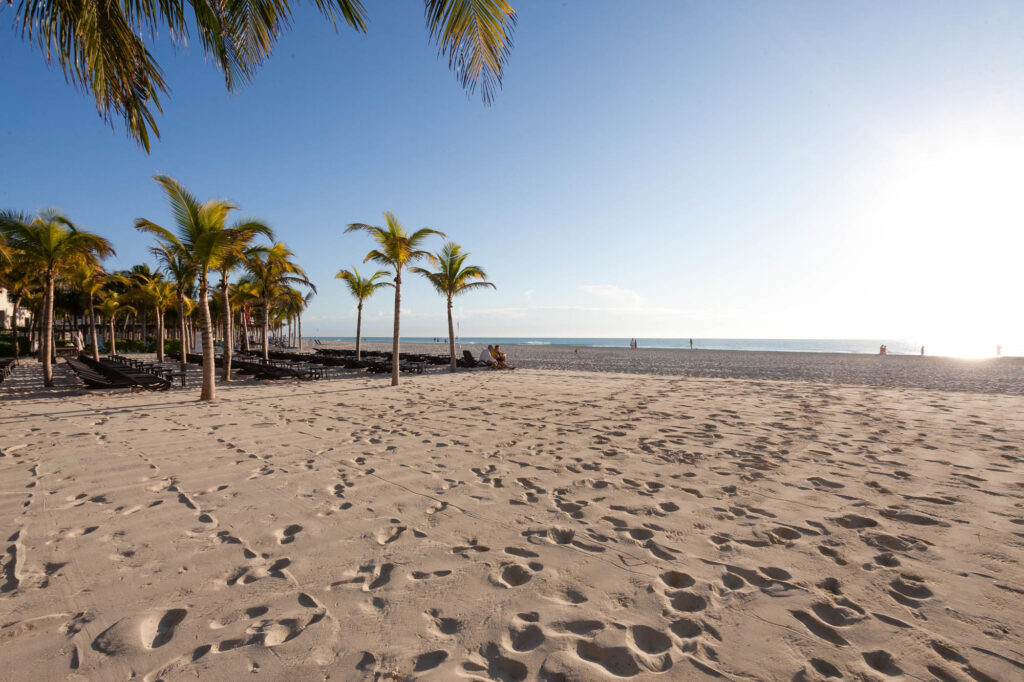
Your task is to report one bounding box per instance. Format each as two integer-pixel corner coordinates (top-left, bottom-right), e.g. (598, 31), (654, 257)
(578, 284), (644, 307)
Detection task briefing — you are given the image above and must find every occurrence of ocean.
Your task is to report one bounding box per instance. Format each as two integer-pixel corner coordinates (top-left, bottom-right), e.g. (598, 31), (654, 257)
(308, 337), (1016, 358)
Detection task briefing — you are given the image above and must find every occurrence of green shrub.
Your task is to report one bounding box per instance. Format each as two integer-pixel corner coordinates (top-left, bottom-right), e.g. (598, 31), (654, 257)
(0, 337), (31, 356)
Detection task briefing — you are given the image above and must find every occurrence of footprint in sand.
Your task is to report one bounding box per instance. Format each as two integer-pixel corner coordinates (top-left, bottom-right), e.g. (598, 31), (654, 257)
(575, 640), (642, 677)
(428, 609), (462, 635)
(141, 608), (188, 649)
(374, 525), (406, 545)
(790, 610), (849, 647)
(888, 574), (932, 607)
(862, 650), (903, 676)
(660, 571), (696, 590)
(507, 622), (545, 652)
(414, 650), (449, 671)
(496, 563), (534, 588)
(275, 524), (303, 545)
(462, 643), (528, 682)
(411, 569), (452, 580)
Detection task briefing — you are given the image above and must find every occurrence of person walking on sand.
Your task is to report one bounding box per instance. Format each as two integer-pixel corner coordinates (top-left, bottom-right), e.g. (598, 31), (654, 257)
(920, 346), (925, 356)
(689, 338), (693, 350)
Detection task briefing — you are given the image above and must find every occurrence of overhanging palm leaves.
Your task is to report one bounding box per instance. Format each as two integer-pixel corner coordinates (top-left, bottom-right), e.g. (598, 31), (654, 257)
(411, 240), (494, 371)
(12, 0), (517, 151)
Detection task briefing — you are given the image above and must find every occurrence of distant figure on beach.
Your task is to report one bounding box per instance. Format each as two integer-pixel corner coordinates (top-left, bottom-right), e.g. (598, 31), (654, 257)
(920, 346), (925, 356)
(490, 345), (514, 370)
(879, 344), (887, 355)
(479, 345), (495, 367)
(689, 338), (693, 350)
(73, 329), (84, 352)
(997, 345), (1002, 357)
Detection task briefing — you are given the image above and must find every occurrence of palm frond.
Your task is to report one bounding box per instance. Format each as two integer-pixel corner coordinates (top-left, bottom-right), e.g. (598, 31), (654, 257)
(424, 0), (517, 104)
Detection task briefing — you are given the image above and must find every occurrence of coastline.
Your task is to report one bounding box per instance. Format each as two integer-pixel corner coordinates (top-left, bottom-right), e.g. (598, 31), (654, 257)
(308, 340), (1024, 395)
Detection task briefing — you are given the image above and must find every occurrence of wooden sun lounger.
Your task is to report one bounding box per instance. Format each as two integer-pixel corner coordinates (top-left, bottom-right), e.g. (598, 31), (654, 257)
(65, 358), (135, 389)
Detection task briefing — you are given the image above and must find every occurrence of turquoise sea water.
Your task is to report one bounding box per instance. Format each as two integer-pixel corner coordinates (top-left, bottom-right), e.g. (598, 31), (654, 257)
(309, 337), (1017, 357)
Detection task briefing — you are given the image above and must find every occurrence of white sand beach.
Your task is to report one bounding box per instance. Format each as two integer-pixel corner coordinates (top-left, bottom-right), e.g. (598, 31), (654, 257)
(1, 352), (1023, 680)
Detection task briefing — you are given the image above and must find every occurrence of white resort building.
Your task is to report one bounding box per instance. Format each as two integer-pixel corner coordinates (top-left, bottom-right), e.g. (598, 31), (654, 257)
(0, 287), (30, 329)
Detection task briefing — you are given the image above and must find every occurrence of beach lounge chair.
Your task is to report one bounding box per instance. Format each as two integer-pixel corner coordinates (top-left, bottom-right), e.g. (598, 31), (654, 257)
(458, 350), (489, 368)
(65, 357), (135, 389)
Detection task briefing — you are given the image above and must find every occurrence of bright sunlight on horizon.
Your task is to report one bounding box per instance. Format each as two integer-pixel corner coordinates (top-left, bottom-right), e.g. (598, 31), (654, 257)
(813, 108), (1024, 358)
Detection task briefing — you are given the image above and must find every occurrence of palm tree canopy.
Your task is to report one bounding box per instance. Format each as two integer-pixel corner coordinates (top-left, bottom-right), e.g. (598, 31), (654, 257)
(411, 240), (495, 298)
(0, 209), (115, 273)
(95, 293), (136, 319)
(135, 176), (273, 277)
(345, 211), (445, 272)
(335, 267), (392, 302)
(150, 241), (196, 294)
(244, 241), (316, 296)
(12, 0), (516, 151)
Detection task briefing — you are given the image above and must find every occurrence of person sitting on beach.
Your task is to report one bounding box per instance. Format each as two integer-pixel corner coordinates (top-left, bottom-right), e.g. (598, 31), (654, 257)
(479, 345), (495, 367)
(490, 345), (515, 370)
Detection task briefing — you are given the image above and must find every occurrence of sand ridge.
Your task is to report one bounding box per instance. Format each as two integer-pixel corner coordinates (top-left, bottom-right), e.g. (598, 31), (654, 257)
(1, 361), (1023, 680)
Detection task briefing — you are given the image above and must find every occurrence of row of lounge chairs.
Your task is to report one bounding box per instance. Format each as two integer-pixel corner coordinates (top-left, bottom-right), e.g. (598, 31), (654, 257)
(184, 353), (325, 381)
(312, 348), (448, 374)
(66, 355), (174, 391)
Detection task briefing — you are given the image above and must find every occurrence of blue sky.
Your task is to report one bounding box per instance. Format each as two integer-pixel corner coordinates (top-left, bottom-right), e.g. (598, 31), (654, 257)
(3, 1), (1023, 349)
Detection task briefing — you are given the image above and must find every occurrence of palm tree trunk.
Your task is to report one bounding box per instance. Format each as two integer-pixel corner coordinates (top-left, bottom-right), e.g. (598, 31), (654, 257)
(156, 308), (165, 363)
(42, 272), (55, 387)
(297, 313), (302, 351)
(391, 272), (401, 387)
(109, 318), (116, 356)
(447, 296), (456, 373)
(262, 298), (270, 362)
(355, 302), (363, 360)
(198, 274), (216, 401)
(178, 293), (188, 369)
(221, 279), (233, 381)
(241, 309), (251, 352)
(88, 294), (100, 361)
(12, 297), (21, 362)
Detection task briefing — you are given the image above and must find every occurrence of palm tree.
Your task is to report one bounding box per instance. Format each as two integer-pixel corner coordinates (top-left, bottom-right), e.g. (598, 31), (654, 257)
(335, 267), (391, 360)
(242, 243), (314, 361)
(411, 241), (494, 372)
(150, 242), (195, 369)
(345, 212), (444, 386)
(95, 295), (135, 356)
(230, 280), (261, 352)
(217, 238), (273, 381)
(0, 210), (114, 386)
(135, 274), (176, 363)
(0, 259), (36, 362)
(66, 264), (128, 362)
(12, 1), (517, 151)
(135, 176), (271, 400)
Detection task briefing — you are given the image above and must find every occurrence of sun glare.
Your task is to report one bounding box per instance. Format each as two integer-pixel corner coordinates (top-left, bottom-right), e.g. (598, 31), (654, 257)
(835, 110), (1024, 356)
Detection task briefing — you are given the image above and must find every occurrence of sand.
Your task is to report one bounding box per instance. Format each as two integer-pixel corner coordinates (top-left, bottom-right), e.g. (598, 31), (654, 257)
(1, 353), (1023, 680)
